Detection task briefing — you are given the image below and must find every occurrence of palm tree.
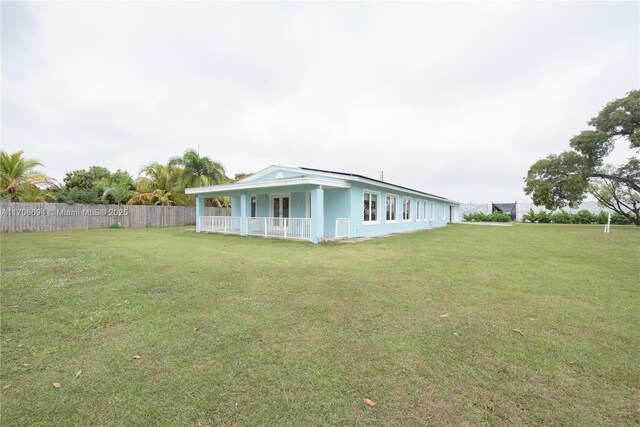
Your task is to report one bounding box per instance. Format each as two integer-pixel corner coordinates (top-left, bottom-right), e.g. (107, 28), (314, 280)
(169, 149), (227, 188)
(127, 189), (176, 206)
(0, 150), (56, 202)
(127, 162), (184, 206)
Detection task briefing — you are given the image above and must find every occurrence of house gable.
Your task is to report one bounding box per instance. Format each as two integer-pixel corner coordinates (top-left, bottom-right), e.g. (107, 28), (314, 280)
(240, 166), (319, 184)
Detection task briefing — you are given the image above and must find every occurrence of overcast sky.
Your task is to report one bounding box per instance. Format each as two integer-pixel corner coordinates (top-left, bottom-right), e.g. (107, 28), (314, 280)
(2, 1), (639, 203)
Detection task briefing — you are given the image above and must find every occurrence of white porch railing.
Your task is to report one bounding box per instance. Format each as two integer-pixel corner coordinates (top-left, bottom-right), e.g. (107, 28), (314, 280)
(200, 216), (242, 234)
(199, 216), (311, 241)
(335, 218), (350, 239)
(247, 217), (311, 241)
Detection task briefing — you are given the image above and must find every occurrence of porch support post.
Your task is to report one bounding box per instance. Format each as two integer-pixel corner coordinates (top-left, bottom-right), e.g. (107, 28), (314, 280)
(240, 193), (249, 236)
(310, 186), (324, 243)
(196, 196), (205, 232)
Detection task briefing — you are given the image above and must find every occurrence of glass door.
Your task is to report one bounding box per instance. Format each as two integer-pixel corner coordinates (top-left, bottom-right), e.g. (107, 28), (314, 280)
(271, 195), (290, 227)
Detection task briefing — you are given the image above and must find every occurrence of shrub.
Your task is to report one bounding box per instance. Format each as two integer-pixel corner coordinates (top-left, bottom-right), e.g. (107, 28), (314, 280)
(535, 210), (552, 223)
(522, 209), (537, 223)
(463, 212), (488, 222)
(597, 211), (609, 224)
(487, 212), (511, 222)
(552, 210), (572, 224)
(611, 213), (632, 225)
(463, 212), (510, 222)
(573, 209), (596, 224)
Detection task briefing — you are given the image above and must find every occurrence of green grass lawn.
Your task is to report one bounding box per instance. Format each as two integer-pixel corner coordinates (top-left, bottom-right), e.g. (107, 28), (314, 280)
(1, 224), (639, 426)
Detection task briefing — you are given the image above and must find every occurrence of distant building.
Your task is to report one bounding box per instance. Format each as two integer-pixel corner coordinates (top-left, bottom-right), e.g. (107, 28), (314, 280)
(461, 201), (610, 222)
(492, 203), (517, 220)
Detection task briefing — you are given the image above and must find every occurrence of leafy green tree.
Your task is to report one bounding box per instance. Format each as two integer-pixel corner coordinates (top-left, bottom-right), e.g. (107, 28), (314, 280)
(0, 150), (56, 202)
(524, 90), (640, 225)
(62, 169), (99, 191)
(588, 163), (639, 225)
(97, 170), (135, 205)
(57, 166), (134, 205)
(57, 187), (102, 204)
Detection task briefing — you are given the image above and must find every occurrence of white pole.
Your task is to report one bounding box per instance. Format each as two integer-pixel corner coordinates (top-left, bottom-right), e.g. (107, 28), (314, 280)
(605, 212), (611, 233)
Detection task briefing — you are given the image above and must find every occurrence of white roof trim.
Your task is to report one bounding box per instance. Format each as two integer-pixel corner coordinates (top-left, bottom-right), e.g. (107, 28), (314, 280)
(191, 164), (460, 204)
(185, 176), (350, 195)
(341, 175), (458, 204)
(236, 165), (303, 183)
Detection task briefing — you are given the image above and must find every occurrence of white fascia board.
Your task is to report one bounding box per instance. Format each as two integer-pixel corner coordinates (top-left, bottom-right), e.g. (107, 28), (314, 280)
(229, 164), (461, 204)
(235, 165), (281, 183)
(240, 165), (354, 183)
(347, 175), (460, 204)
(185, 176), (350, 195)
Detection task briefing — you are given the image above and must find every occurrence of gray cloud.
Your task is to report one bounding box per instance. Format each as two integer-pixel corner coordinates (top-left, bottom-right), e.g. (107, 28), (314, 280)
(2, 1), (638, 203)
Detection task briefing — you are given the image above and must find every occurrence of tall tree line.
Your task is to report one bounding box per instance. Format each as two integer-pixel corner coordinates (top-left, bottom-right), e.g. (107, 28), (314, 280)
(0, 148), (230, 206)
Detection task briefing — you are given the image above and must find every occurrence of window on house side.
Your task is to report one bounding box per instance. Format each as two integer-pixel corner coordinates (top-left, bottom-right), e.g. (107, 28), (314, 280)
(386, 195), (398, 222)
(431, 202), (435, 221)
(363, 191), (379, 223)
(416, 199), (421, 221)
(403, 197), (412, 221)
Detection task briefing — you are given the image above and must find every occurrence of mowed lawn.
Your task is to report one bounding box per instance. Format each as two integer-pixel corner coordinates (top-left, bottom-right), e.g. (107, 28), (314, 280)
(1, 224), (638, 426)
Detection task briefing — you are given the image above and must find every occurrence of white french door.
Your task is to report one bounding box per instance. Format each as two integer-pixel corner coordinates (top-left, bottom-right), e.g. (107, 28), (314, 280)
(270, 195), (290, 227)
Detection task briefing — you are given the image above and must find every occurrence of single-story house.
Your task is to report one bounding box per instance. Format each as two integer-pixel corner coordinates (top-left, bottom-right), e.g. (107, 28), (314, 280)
(186, 165), (461, 243)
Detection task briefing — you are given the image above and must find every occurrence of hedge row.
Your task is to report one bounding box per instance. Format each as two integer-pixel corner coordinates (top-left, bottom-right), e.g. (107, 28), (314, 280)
(522, 209), (632, 225)
(463, 212), (512, 222)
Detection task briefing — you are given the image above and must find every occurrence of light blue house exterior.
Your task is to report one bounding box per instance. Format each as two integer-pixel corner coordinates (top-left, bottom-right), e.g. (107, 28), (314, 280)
(186, 166), (461, 243)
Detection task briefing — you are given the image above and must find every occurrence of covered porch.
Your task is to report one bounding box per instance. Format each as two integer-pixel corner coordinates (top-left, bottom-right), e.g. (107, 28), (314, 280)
(187, 175), (351, 243)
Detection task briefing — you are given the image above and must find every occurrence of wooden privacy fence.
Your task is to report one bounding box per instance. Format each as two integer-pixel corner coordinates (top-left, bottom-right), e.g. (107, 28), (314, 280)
(0, 202), (229, 233)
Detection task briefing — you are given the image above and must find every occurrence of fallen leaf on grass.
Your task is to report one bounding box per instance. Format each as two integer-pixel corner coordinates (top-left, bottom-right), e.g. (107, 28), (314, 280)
(453, 332), (460, 337)
(16, 344), (23, 348)
(193, 327), (200, 331)
(363, 398), (377, 407)
(133, 355), (142, 360)
(22, 364), (30, 367)
(567, 359), (577, 365)
(439, 314), (449, 318)
(75, 370), (83, 379)
(512, 329), (524, 335)
(52, 383), (61, 389)
(2, 384), (10, 391)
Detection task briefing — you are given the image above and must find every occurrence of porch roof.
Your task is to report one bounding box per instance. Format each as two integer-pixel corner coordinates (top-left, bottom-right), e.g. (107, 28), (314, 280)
(185, 175), (350, 197)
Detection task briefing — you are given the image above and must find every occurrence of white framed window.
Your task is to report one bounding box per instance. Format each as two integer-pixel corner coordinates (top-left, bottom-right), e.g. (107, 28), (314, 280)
(403, 197), (412, 221)
(416, 199), (421, 221)
(443, 203), (446, 220)
(386, 194), (398, 223)
(430, 201), (435, 221)
(423, 200), (428, 220)
(363, 190), (380, 224)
